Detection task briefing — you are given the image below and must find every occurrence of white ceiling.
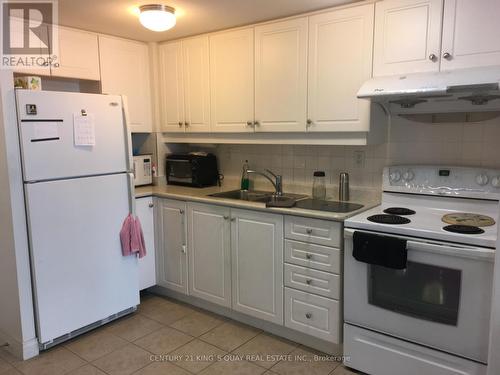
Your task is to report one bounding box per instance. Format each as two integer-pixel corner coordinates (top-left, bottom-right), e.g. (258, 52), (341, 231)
(58, 0), (361, 42)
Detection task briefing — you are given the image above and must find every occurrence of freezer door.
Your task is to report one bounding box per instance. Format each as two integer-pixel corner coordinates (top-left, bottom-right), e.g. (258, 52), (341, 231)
(16, 90), (128, 182)
(25, 173), (139, 345)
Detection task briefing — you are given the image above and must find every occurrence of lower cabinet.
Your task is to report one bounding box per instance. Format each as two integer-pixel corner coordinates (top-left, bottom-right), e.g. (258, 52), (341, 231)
(156, 198), (188, 294)
(187, 203), (232, 307)
(231, 209), (284, 325)
(136, 197), (156, 290)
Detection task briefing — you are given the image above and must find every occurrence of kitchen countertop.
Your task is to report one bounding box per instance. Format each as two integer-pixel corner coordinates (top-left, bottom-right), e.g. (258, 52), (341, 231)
(135, 184), (379, 222)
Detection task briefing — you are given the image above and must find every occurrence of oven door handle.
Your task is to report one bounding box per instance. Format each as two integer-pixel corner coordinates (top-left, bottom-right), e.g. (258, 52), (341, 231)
(406, 240), (495, 262)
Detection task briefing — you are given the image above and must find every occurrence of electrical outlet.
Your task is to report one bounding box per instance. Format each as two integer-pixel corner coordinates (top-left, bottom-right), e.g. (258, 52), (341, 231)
(353, 150), (365, 168)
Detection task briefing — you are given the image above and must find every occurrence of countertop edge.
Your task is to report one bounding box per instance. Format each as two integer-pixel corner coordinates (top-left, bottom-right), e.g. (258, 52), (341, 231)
(134, 186), (380, 222)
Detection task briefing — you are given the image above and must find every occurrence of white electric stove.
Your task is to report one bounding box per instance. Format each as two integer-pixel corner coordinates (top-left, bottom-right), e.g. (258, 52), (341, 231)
(343, 165), (499, 375)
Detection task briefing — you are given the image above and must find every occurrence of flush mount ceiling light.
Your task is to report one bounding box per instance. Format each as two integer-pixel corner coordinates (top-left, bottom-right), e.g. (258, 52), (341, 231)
(139, 4), (176, 32)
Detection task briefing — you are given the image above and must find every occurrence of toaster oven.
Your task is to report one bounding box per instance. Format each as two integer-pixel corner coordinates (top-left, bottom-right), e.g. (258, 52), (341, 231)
(166, 153), (219, 187)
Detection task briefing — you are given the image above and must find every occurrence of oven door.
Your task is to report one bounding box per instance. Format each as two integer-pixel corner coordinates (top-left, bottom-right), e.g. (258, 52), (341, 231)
(166, 159), (193, 185)
(344, 229), (494, 363)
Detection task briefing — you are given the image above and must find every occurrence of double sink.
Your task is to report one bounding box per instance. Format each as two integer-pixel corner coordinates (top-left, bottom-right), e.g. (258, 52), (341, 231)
(209, 190), (364, 213)
(209, 190), (305, 205)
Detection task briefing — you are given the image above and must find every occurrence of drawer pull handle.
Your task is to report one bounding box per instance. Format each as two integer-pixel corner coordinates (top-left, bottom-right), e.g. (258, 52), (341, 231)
(305, 279), (313, 285)
(305, 253), (313, 260)
(306, 228), (313, 234)
(305, 313), (312, 319)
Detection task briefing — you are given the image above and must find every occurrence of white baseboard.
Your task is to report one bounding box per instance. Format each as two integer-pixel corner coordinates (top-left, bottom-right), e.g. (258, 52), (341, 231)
(0, 329), (38, 360)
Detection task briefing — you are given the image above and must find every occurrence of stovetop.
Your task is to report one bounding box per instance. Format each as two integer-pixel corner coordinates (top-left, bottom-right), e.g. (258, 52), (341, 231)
(345, 193), (498, 248)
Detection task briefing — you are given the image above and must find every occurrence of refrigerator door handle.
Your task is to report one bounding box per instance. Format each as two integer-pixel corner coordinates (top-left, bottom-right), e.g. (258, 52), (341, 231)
(120, 95), (134, 174)
(127, 172), (136, 216)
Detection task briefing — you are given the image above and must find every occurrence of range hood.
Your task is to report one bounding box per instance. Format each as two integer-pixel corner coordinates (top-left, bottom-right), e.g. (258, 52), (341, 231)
(358, 66), (500, 122)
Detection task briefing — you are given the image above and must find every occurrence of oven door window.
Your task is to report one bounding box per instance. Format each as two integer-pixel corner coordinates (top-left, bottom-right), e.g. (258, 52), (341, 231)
(168, 160), (192, 179)
(368, 262), (461, 325)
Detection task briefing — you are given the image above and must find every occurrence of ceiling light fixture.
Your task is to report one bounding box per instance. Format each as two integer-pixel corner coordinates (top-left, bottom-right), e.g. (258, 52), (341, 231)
(139, 4), (176, 32)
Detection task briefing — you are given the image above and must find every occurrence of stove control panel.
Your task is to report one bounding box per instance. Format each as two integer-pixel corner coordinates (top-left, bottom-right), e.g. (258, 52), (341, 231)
(383, 166), (500, 199)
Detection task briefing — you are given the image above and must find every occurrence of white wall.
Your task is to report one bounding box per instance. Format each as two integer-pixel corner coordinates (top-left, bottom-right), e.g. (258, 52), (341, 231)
(0, 71), (38, 359)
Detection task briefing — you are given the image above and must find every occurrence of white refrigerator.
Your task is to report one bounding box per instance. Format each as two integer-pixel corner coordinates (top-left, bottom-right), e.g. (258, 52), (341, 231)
(16, 90), (139, 349)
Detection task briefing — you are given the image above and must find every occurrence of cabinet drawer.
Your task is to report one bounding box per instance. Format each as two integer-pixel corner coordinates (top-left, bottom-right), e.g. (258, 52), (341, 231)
(285, 216), (342, 247)
(284, 240), (341, 273)
(285, 288), (340, 343)
(284, 264), (340, 299)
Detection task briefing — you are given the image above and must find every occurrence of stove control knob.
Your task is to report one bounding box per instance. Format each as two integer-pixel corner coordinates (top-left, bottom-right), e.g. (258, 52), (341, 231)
(492, 176), (500, 188)
(476, 174), (489, 186)
(403, 170), (415, 181)
(389, 170), (401, 182)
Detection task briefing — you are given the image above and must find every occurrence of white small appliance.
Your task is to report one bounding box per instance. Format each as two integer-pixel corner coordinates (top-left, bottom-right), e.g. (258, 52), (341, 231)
(15, 90), (139, 349)
(343, 165), (499, 375)
(133, 154), (153, 186)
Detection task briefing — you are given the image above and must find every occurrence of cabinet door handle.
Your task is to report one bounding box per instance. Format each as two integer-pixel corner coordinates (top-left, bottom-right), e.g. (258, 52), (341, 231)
(179, 209), (185, 214)
(246, 121), (253, 126)
(148, 202), (154, 208)
(306, 119), (313, 126)
(305, 253), (313, 260)
(230, 217), (236, 222)
(254, 121), (260, 126)
(181, 245), (187, 254)
(305, 313), (312, 319)
(223, 215), (230, 220)
(428, 53), (437, 62)
(306, 228), (313, 235)
(443, 52), (452, 60)
(184, 122), (190, 127)
(178, 122), (183, 127)
(305, 279), (313, 285)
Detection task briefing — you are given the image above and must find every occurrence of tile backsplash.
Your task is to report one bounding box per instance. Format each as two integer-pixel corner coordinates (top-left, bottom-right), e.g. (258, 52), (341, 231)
(161, 115), (500, 198)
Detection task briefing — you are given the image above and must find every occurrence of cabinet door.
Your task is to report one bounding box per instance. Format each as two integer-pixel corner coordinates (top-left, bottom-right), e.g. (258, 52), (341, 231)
(99, 36), (153, 133)
(156, 199), (188, 294)
(231, 209), (283, 324)
(136, 197), (156, 290)
(308, 4), (374, 132)
(182, 36), (211, 132)
(373, 0), (443, 76)
(441, 0), (500, 71)
(159, 41), (185, 133)
(187, 203), (231, 307)
(52, 27), (100, 80)
(11, 20), (51, 76)
(254, 18), (308, 132)
(210, 28), (255, 133)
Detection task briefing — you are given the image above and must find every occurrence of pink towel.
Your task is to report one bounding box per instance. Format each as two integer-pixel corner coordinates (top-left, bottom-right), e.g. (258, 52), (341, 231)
(120, 214), (147, 259)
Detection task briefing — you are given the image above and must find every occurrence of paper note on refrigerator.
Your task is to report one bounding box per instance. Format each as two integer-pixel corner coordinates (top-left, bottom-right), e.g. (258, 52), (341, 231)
(73, 114), (95, 146)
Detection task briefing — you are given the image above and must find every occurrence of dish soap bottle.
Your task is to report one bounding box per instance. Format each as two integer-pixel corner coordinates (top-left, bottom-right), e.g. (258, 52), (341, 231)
(241, 160), (250, 190)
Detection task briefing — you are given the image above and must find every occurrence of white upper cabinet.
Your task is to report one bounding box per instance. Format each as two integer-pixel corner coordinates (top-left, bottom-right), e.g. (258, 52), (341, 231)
(99, 36), (153, 133)
(210, 28), (255, 133)
(254, 17), (308, 132)
(52, 27), (100, 81)
(441, 0), (500, 71)
(182, 36), (211, 132)
(159, 41), (185, 133)
(159, 36), (210, 133)
(307, 4), (374, 132)
(373, 0), (444, 76)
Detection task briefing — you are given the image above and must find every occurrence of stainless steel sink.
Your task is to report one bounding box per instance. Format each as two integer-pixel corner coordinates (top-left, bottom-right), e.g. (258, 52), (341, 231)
(209, 190), (306, 205)
(209, 190), (274, 201)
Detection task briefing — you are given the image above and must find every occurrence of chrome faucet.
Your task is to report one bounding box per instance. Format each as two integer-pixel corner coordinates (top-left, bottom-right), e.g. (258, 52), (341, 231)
(246, 168), (283, 196)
